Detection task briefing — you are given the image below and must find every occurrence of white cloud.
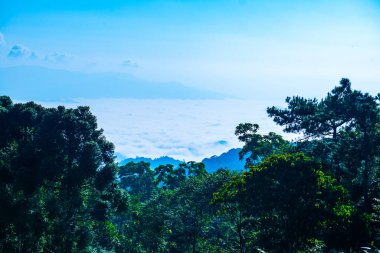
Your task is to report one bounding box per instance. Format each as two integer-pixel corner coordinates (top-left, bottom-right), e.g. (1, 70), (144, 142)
(44, 52), (73, 62)
(121, 59), (138, 68)
(7, 44), (73, 63)
(8, 44), (38, 59)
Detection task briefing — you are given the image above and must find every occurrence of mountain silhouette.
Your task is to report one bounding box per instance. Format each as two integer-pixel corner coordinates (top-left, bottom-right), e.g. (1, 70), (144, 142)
(119, 148), (245, 172)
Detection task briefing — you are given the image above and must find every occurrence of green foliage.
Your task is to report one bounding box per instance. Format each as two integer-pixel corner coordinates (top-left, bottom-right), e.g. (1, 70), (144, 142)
(119, 161), (156, 201)
(266, 79), (380, 250)
(235, 123), (290, 168)
(0, 97), (127, 253)
(215, 153), (351, 252)
(1, 77), (379, 252)
(267, 78), (354, 139)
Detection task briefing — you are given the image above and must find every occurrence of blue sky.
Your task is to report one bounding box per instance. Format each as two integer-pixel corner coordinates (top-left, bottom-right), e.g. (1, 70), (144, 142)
(1, 0), (380, 97)
(1, 0), (380, 160)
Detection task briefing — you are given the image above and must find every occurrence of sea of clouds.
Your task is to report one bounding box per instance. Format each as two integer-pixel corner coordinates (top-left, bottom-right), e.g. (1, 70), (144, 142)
(36, 98), (292, 161)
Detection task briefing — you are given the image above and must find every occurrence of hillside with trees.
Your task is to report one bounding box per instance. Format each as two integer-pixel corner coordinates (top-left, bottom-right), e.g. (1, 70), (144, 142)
(1, 78), (380, 252)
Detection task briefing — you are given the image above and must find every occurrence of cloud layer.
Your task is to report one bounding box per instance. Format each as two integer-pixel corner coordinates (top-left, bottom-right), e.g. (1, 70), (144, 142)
(8, 45), (35, 58)
(37, 98), (292, 161)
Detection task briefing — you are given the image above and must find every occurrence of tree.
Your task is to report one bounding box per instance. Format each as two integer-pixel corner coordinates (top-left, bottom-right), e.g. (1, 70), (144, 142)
(119, 161), (157, 201)
(266, 79), (380, 249)
(267, 79), (380, 187)
(166, 170), (232, 253)
(155, 164), (186, 190)
(267, 78), (355, 140)
(216, 153), (351, 252)
(212, 170), (253, 253)
(235, 123), (289, 168)
(0, 97), (126, 252)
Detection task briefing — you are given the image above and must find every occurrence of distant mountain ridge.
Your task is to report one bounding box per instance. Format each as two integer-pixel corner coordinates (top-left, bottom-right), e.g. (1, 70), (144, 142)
(119, 148), (245, 172)
(202, 148), (245, 172)
(0, 66), (226, 101)
(119, 156), (184, 169)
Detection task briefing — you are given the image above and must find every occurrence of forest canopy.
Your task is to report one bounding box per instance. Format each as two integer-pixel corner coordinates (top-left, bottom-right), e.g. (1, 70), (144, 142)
(1, 78), (380, 253)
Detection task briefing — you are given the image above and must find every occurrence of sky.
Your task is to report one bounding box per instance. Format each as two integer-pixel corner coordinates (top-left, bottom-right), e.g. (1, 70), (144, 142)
(1, 0), (380, 97)
(1, 0), (380, 160)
